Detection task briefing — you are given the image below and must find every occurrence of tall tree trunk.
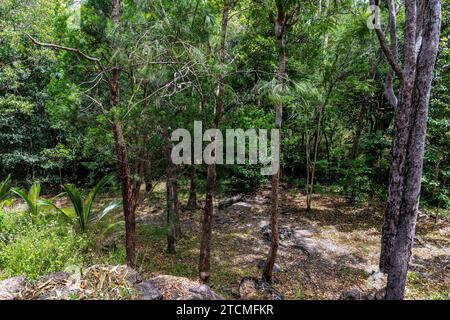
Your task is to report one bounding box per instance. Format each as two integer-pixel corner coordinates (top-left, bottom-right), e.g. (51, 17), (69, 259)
(110, 0), (137, 267)
(384, 0), (441, 299)
(199, 0), (230, 285)
(262, 6), (286, 284)
(371, 0), (441, 298)
(161, 127), (181, 253)
(306, 104), (323, 211)
(112, 120), (136, 266)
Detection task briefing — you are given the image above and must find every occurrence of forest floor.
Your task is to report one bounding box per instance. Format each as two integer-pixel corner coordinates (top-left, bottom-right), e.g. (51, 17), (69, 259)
(5, 184), (449, 300)
(119, 183), (450, 300)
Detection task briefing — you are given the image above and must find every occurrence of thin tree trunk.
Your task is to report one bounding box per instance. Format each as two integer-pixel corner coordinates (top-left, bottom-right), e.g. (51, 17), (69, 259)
(349, 104), (366, 161)
(324, 131), (331, 182)
(199, 0), (230, 285)
(142, 81), (152, 193)
(262, 6), (286, 284)
(161, 127), (181, 254)
(110, 0), (137, 267)
(112, 120), (136, 267)
(166, 169), (177, 254)
(187, 165), (198, 209)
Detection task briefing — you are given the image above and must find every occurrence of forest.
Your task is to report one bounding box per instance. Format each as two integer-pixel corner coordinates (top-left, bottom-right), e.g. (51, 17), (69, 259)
(0, 0), (448, 301)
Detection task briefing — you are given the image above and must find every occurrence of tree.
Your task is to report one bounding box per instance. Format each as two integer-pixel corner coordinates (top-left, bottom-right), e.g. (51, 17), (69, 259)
(371, 0), (442, 299)
(199, 0), (232, 285)
(262, 0), (300, 284)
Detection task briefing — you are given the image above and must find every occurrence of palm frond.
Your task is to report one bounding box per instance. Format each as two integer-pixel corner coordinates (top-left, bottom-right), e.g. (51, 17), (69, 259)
(11, 187), (37, 215)
(63, 184), (85, 231)
(0, 175), (11, 202)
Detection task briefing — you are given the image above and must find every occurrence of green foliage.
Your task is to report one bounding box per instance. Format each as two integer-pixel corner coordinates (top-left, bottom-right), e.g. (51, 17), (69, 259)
(42, 174), (119, 232)
(0, 209), (91, 281)
(0, 175), (12, 204)
(339, 159), (374, 207)
(11, 183), (43, 217)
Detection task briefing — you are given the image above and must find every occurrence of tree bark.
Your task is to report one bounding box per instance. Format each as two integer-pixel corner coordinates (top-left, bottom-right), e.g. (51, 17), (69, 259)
(262, 3), (287, 284)
(187, 162), (198, 209)
(383, 0), (441, 299)
(142, 81), (152, 193)
(199, 0), (230, 285)
(110, 0), (138, 267)
(112, 120), (136, 266)
(373, 0), (441, 299)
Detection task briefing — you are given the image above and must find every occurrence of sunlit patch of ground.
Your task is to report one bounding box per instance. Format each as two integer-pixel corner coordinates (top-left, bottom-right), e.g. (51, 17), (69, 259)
(123, 184), (449, 300)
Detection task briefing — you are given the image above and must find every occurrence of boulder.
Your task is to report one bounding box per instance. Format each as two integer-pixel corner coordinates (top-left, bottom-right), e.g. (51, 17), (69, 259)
(30, 272), (78, 300)
(188, 284), (224, 300)
(231, 202), (252, 212)
(141, 275), (223, 300)
(257, 260), (281, 273)
(136, 281), (163, 300)
(261, 224), (294, 242)
(366, 270), (387, 291)
(292, 237), (319, 256)
(0, 276), (25, 300)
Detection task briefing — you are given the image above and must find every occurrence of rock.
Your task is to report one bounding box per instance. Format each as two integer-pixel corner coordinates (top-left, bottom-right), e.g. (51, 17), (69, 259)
(231, 202), (252, 212)
(136, 281), (163, 300)
(257, 260), (281, 273)
(366, 270), (387, 291)
(261, 224), (294, 242)
(31, 272), (78, 300)
(141, 275), (223, 300)
(188, 284), (224, 300)
(218, 194), (245, 209)
(293, 229), (316, 237)
(339, 290), (361, 300)
(0, 276), (25, 300)
(39, 272), (71, 282)
(239, 278), (261, 299)
(238, 277), (284, 300)
(292, 237), (319, 256)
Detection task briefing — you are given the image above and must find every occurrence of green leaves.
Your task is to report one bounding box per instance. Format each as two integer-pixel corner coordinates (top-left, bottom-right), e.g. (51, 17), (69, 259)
(11, 183), (42, 216)
(0, 175), (12, 204)
(45, 174), (118, 233)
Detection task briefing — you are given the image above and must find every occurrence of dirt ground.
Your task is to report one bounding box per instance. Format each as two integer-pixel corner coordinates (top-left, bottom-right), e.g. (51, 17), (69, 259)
(130, 184), (449, 300)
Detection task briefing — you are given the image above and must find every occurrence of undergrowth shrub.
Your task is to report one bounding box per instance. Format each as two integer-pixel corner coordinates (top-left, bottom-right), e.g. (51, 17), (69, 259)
(0, 209), (92, 280)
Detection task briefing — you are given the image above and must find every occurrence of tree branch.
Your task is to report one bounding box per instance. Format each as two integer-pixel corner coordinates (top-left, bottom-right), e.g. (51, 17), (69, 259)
(25, 32), (100, 62)
(369, 1), (404, 83)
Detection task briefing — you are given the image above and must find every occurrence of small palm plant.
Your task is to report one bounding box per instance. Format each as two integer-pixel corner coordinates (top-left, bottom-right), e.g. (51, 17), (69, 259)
(0, 175), (12, 204)
(11, 183), (43, 216)
(42, 175), (119, 233)
(0, 176), (11, 207)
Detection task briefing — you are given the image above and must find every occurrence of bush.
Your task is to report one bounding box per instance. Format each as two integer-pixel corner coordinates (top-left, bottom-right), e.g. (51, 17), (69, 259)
(338, 159), (374, 207)
(0, 209), (92, 280)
